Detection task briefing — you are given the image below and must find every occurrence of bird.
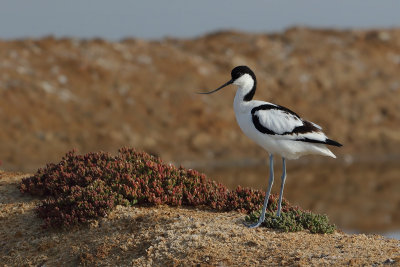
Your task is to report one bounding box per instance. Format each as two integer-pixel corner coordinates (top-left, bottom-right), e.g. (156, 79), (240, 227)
(198, 65), (342, 228)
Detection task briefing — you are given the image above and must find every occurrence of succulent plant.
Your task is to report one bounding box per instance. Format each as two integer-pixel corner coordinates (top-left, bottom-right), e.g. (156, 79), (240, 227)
(20, 147), (335, 233)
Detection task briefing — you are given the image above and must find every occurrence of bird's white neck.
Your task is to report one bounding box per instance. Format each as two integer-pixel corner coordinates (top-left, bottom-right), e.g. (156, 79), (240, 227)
(234, 88), (255, 115)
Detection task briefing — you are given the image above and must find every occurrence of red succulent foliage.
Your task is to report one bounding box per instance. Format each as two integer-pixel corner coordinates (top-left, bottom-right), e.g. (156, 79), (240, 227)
(20, 147), (297, 228)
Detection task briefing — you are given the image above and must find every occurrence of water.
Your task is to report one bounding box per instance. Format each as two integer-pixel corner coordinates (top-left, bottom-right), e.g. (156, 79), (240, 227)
(384, 231), (400, 240)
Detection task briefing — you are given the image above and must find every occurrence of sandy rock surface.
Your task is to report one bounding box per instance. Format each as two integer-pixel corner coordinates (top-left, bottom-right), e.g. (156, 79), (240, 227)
(1, 171), (399, 266)
(1, 28), (400, 172)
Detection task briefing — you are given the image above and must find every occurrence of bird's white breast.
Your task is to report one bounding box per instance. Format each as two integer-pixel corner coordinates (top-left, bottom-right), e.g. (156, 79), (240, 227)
(233, 92), (277, 153)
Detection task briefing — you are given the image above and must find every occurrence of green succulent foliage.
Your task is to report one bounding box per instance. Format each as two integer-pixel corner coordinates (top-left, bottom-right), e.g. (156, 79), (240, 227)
(298, 211), (336, 234)
(246, 209), (336, 234)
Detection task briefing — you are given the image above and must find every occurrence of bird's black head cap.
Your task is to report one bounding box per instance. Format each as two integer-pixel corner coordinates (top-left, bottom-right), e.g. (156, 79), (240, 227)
(231, 65), (256, 82)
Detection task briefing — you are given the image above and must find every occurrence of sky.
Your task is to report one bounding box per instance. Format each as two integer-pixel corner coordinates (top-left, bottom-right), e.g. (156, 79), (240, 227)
(1, 0), (400, 40)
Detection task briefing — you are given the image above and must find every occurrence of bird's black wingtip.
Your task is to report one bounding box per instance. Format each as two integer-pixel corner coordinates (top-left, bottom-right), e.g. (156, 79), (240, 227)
(326, 139), (343, 147)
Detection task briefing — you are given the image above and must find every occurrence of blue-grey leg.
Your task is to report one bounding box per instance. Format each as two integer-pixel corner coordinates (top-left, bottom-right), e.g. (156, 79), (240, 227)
(276, 157), (287, 217)
(246, 154), (274, 228)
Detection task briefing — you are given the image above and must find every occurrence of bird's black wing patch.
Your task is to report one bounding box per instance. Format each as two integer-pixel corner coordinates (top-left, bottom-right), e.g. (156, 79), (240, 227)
(288, 120), (321, 135)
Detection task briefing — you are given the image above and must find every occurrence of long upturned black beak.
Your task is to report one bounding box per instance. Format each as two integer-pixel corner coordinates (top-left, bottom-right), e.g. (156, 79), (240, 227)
(197, 79), (233, 94)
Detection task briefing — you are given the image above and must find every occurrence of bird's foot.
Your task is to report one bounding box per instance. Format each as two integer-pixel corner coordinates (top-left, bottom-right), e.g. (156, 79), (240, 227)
(244, 217), (264, 228)
(244, 221), (262, 228)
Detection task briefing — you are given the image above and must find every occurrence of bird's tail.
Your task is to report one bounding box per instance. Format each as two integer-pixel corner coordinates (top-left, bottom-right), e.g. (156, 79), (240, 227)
(314, 145), (337, 158)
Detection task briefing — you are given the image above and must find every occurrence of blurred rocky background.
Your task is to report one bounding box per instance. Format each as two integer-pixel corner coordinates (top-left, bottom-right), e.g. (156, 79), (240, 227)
(0, 28), (399, 234)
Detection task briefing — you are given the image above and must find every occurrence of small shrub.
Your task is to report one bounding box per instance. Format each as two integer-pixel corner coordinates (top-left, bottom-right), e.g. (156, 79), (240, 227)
(20, 147), (335, 233)
(245, 209), (335, 234)
(36, 180), (123, 228)
(298, 211), (336, 234)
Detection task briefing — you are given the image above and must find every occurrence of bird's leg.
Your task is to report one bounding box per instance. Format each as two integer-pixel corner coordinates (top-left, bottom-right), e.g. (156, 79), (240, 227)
(276, 157), (287, 217)
(246, 154), (274, 228)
